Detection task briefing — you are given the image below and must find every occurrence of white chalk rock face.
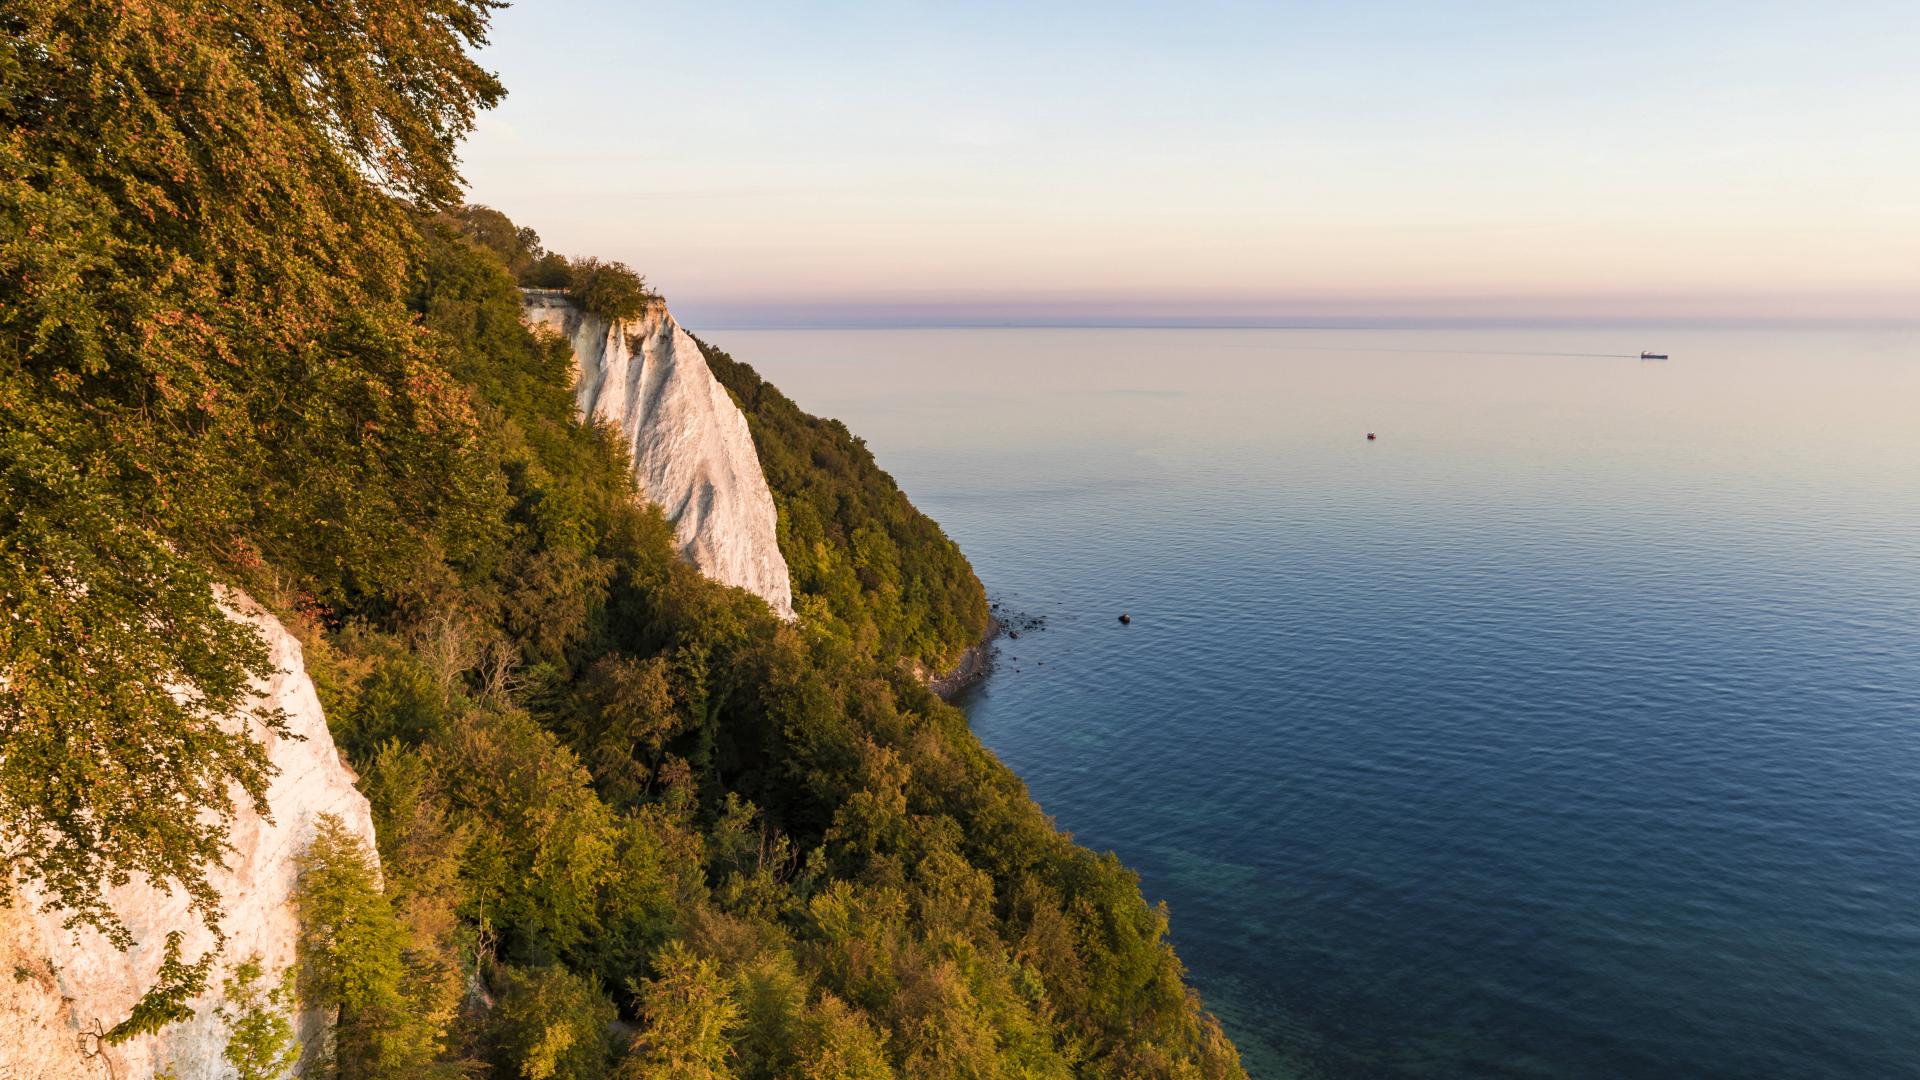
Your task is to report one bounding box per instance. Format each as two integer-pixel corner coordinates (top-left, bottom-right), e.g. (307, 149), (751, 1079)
(0, 597), (378, 1079)
(522, 290), (795, 619)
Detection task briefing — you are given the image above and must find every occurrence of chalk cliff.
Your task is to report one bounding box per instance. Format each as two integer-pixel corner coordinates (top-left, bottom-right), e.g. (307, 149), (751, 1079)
(521, 290), (794, 619)
(0, 598), (377, 1079)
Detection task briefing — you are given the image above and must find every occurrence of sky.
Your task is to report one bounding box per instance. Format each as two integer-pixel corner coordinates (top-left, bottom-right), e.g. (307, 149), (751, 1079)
(460, 1), (1920, 327)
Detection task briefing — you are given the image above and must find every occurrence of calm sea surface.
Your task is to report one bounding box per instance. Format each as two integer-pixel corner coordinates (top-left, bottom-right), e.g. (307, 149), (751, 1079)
(710, 326), (1920, 1080)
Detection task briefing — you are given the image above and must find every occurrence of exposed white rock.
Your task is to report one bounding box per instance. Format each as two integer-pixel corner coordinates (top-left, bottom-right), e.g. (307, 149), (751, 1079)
(0, 597), (378, 1079)
(522, 290), (794, 619)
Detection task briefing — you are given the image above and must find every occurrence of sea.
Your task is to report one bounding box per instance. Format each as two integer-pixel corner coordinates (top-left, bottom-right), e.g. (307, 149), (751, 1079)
(707, 325), (1920, 1080)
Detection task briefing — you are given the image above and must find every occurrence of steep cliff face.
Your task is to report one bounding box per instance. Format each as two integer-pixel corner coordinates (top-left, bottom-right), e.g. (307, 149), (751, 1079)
(0, 598), (377, 1079)
(521, 290), (794, 619)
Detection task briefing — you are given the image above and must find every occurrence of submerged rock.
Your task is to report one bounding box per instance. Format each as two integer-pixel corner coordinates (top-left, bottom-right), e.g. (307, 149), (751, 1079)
(522, 290), (794, 619)
(1, 596), (377, 1078)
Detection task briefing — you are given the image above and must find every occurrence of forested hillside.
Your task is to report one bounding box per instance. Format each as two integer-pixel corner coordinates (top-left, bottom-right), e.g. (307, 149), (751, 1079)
(0, 2), (1242, 1076)
(700, 341), (992, 675)
(450, 205), (993, 674)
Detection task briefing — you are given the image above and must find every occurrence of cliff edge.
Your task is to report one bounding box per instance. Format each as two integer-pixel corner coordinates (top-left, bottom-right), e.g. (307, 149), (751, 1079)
(521, 291), (795, 619)
(0, 598), (377, 1079)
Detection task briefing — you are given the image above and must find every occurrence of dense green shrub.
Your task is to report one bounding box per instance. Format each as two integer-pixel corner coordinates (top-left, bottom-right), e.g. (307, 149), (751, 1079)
(488, 965), (618, 1080)
(213, 956), (303, 1080)
(569, 258), (655, 322)
(451, 205), (547, 283)
(529, 253), (577, 289)
(445, 204), (574, 288)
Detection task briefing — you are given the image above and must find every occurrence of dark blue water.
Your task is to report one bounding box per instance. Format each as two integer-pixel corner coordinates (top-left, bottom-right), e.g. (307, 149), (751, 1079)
(714, 326), (1920, 1079)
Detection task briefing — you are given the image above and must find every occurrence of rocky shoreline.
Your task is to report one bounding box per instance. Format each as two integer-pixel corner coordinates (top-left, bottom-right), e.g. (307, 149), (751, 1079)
(925, 604), (1054, 699)
(927, 620), (1000, 699)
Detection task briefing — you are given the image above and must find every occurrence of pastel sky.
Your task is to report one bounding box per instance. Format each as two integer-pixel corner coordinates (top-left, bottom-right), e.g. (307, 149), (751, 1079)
(461, 1), (1919, 327)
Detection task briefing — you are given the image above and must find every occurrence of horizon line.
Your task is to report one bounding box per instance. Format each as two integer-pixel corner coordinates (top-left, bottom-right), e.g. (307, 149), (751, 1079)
(690, 315), (1920, 333)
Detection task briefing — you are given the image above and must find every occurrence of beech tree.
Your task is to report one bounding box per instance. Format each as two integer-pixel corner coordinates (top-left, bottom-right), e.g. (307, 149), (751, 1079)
(620, 944), (741, 1080)
(295, 815), (443, 1078)
(0, 0), (505, 939)
(488, 964), (618, 1080)
(215, 955), (303, 1080)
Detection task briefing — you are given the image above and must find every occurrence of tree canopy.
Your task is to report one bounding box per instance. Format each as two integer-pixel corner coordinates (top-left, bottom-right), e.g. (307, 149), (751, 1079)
(569, 258), (656, 322)
(0, 0), (507, 942)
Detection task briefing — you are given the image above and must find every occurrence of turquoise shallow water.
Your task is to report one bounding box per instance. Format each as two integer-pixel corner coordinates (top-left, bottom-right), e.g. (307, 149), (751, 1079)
(710, 326), (1920, 1079)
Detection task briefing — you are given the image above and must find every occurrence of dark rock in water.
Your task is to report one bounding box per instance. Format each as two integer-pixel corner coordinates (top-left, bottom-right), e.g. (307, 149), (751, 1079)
(1118, 613), (1132, 625)
(1000, 610), (1047, 635)
(1009, 631), (1020, 639)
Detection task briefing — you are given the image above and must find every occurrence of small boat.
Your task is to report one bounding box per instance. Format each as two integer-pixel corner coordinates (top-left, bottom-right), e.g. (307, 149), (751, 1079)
(1640, 351), (1669, 360)
(1366, 432), (1377, 440)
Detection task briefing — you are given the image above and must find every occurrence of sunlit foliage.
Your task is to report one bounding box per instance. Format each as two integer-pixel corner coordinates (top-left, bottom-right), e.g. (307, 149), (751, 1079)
(0, 0), (505, 950)
(701, 342), (992, 673)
